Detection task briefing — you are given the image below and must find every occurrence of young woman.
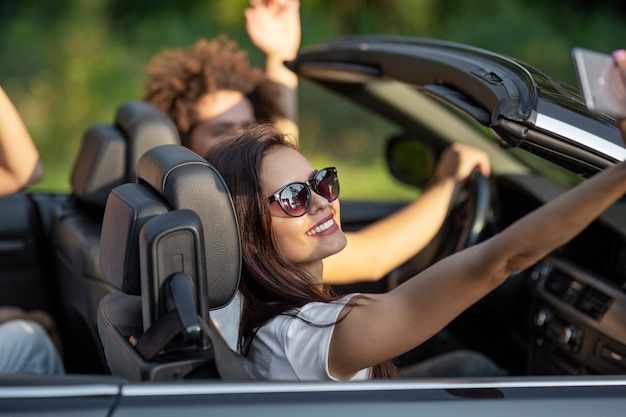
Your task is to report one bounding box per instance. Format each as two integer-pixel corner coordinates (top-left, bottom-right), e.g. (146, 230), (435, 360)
(204, 112), (626, 380)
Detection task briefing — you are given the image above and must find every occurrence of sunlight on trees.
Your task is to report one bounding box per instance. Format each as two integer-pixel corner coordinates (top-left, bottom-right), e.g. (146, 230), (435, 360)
(0, 0), (624, 191)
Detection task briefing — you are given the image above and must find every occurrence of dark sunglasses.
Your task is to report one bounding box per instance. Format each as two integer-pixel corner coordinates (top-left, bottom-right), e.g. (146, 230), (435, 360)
(268, 167), (340, 217)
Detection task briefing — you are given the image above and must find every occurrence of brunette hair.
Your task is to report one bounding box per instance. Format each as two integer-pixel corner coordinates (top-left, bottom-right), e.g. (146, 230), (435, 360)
(204, 123), (398, 379)
(143, 36), (285, 146)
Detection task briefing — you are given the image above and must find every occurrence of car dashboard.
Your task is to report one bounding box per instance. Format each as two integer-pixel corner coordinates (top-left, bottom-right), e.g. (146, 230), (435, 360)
(495, 173), (626, 376)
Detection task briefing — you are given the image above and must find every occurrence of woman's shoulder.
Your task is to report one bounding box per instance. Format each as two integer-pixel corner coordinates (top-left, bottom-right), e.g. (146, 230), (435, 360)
(250, 294), (364, 380)
(296, 294), (359, 321)
(261, 293), (361, 337)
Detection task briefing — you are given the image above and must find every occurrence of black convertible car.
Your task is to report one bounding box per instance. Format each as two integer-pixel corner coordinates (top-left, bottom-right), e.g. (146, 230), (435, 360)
(1, 35), (626, 416)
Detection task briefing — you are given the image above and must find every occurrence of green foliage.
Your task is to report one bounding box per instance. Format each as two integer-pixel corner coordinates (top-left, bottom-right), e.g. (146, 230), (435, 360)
(0, 0), (624, 192)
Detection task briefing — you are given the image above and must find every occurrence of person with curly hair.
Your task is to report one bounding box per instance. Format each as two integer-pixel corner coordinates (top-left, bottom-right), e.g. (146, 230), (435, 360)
(143, 0), (491, 290)
(144, 0), (300, 157)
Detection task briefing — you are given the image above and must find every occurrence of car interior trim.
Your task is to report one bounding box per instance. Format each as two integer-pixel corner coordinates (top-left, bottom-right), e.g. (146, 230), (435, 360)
(0, 385), (120, 399)
(120, 376), (626, 397)
(535, 113), (626, 161)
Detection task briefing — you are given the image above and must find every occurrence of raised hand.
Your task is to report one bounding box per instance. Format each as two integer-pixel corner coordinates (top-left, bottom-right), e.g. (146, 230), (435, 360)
(245, 0), (301, 62)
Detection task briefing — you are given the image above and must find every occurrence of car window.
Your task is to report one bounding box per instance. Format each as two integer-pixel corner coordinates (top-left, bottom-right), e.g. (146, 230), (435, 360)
(298, 78), (586, 202)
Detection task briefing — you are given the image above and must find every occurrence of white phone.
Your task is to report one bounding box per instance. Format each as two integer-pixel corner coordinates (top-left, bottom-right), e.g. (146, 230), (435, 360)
(572, 47), (626, 119)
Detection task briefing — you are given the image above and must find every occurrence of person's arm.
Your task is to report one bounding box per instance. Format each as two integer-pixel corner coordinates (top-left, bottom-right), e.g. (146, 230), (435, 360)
(327, 51), (626, 379)
(0, 86), (43, 196)
(245, 0), (301, 141)
(323, 143), (491, 284)
(328, 158), (626, 379)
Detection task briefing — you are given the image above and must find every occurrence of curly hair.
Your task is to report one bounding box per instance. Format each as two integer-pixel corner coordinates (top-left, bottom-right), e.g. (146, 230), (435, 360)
(144, 36), (286, 142)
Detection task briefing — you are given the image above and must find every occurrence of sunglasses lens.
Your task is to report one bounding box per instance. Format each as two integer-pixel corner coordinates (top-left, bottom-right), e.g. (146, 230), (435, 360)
(269, 168), (339, 217)
(279, 183), (310, 217)
(314, 168), (340, 201)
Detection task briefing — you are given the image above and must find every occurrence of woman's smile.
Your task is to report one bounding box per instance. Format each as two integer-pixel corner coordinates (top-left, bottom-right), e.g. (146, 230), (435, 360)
(306, 214), (339, 236)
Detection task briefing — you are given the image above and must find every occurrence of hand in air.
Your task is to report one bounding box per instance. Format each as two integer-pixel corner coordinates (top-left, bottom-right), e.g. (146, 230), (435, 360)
(245, 0), (301, 61)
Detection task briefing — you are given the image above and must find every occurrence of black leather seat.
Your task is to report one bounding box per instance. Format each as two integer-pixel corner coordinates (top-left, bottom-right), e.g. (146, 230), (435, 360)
(97, 144), (260, 381)
(52, 101), (180, 373)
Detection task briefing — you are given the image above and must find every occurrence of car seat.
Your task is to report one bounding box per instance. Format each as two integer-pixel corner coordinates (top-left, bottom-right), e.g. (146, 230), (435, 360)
(52, 101), (180, 374)
(97, 144), (260, 381)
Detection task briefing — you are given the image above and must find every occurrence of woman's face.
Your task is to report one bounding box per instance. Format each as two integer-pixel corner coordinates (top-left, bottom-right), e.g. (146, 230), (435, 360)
(189, 90), (255, 157)
(261, 146), (347, 275)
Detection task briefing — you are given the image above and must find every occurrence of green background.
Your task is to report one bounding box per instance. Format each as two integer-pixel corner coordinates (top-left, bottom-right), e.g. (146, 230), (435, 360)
(1, 0), (625, 193)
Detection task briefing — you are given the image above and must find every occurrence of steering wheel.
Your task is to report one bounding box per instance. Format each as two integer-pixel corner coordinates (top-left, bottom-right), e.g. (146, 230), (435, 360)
(387, 171), (491, 288)
(432, 170), (491, 260)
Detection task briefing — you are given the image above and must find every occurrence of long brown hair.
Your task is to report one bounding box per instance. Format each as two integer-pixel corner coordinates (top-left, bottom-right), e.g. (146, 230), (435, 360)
(205, 123), (398, 379)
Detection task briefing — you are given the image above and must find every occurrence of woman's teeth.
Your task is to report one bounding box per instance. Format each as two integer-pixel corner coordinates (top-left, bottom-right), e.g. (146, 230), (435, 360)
(307, 219), (334, 236)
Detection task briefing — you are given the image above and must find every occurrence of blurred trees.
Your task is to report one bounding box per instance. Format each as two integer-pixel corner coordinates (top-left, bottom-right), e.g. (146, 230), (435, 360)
(0, 0), (624, 191)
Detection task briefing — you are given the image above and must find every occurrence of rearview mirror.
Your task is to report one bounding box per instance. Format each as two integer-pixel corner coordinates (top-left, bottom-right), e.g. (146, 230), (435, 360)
(385, 134), (436, 187)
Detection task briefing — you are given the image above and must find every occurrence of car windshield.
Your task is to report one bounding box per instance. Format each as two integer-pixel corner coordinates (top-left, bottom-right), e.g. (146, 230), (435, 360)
(300, 78), (584, 203)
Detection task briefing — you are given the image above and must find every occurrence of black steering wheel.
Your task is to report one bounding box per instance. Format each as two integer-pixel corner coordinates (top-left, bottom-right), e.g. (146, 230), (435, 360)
(387, 171), (491, 288)
(433, 170), (491, 260)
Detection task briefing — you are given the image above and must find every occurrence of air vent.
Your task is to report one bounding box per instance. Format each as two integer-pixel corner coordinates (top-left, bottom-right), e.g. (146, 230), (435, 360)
(545, 271), (614, 320)
(575, 287), (613, 319)
(545, 270), (581, 304)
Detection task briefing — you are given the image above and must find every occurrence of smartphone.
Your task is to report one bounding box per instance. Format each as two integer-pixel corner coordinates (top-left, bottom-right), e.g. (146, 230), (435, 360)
(572, 47), (626, 118)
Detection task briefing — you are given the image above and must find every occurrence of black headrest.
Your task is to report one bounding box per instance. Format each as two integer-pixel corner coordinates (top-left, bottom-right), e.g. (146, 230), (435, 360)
(100, 183), (170, 295)
(115, 101), (181, 182)
(100, 144), (241, 310)
(137, 145), (241, 310)
(70, 125), (126, 208)
(71, 101), (180, 208)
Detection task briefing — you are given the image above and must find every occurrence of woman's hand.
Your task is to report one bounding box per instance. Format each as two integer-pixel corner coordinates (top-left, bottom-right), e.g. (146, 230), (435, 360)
(245, 0), (301, 63)
(432, 143), (491, 184)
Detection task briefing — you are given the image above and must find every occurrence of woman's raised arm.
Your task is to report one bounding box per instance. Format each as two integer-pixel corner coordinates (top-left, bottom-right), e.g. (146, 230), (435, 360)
(331, 154), (626, 380)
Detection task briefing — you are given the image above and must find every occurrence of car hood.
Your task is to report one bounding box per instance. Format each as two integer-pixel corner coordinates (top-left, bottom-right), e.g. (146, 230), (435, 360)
(288, 35), (626, 177)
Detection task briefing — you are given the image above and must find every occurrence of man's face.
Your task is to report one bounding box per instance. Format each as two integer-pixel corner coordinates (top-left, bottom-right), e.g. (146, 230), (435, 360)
(188, 90), (256, 157)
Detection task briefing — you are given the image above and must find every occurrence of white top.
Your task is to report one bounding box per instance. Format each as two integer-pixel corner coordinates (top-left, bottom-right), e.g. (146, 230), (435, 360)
(210, 292), (242, 350)
(247, 294), (370, 381)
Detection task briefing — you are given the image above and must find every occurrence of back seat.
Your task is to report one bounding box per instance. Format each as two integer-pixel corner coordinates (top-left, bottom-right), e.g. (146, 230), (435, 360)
(0, 192), (68, 315)
(51, 101), (180, 374)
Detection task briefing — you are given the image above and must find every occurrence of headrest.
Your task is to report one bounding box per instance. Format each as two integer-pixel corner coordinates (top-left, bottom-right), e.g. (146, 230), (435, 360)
(99, 183), (169, 294)
(114, 101), (180, 182)
(137, 144), (241, 310)
(70, 125), (126, 207)
(71, 101), (180, 208)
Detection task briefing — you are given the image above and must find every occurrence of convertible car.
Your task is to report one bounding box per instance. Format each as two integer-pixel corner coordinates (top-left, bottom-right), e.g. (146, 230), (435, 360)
(1, 35), (626, 416)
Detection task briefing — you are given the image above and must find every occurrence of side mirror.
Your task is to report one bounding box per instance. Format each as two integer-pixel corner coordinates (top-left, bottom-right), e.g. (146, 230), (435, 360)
(385, 134), (436, 187)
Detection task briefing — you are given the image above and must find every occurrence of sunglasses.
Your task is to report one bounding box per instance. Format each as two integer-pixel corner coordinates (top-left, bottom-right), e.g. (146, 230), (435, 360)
(268, 167), (340, 217)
